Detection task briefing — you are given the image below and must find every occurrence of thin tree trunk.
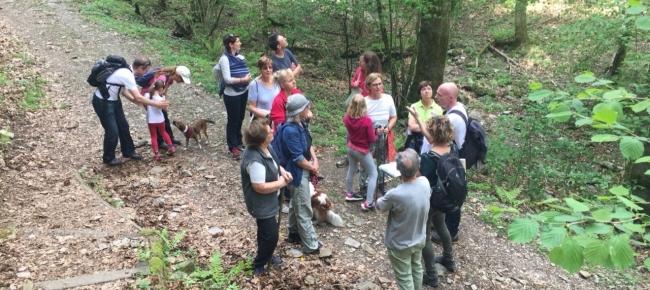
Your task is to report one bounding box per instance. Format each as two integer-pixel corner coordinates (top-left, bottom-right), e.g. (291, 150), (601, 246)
(406, 0), (452, 104)
(514, 0), (528, 46)
(375, 0), (398, 103)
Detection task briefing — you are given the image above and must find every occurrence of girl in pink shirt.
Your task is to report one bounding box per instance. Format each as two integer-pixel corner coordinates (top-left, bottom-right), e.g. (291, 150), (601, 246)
(343, 94), (378, 210)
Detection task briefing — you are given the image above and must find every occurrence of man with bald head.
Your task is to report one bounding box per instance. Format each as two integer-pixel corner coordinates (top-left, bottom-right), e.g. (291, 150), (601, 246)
(420, 82), (467, 244)
(377, 149), (431, 290)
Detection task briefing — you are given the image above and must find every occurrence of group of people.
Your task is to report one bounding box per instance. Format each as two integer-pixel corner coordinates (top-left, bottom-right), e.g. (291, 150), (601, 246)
(90, 31), (472, 289)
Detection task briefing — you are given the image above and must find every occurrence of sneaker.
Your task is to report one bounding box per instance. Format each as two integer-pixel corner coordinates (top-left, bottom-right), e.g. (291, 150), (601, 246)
(345, 192), (364, 202)
(253, 266), (266, 276)
(434, 256), (456, 272)
(281, 203), (290, 214)
(103, 158), (123, 166)
(125, 152), (143, 160)
(166, 145), (176, 156)
(431, 231), (459, 244)
(361, 201), (375, 211)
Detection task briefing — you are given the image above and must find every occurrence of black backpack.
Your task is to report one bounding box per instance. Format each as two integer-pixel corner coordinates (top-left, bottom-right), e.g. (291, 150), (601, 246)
(87, 55), (131, 99)
(448, 110), (488, 169)
(436, 153), (468, 207)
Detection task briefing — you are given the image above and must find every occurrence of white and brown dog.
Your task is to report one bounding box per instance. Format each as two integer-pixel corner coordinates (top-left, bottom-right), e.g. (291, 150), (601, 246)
(310, 182), (344, 227)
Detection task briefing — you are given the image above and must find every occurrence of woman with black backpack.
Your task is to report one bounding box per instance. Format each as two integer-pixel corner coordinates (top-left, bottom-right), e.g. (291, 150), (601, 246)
(407, 109), (461, 288)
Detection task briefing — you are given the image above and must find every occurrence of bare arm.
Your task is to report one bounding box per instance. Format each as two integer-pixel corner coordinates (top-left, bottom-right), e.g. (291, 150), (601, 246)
(123, 88), (168, 110)
(406, 107), (432, 143)
(251, 175), (290, 194)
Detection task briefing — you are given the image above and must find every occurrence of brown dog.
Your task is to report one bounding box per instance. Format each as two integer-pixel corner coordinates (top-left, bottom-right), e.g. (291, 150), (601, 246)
(172, 118), (214, 149)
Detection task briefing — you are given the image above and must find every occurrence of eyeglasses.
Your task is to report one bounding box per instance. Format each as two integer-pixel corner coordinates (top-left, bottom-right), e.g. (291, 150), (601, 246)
(370, 82), (383, 87)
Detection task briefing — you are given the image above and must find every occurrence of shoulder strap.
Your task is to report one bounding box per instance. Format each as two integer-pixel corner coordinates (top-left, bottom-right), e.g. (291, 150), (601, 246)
(447, 110), (468, 126)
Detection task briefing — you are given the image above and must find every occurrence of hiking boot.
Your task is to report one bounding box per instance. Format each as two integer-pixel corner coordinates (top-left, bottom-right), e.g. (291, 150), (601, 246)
(434, 255), (456, 272)
(172, 139), (182, 146)
(104, 158), (123, 166)
(166, 145), (176, 156)
(423, 272), (439, 287)
(361, 201), (375, 211)
(345, 192), (364, 202)
(125, 152), (143, 160)
(253, 266), (266, 276)
(285, 232), (301, 244)
(431, 231), (459, 244)
(335, 158), (348, 168)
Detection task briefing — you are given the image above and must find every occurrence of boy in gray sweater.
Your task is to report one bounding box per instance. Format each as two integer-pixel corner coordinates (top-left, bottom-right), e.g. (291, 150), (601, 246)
(377, 149), (431, 290)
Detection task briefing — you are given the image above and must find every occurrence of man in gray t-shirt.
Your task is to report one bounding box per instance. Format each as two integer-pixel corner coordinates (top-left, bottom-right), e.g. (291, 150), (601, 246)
(268, 33), (302, 76)
(377, 149), (430, 290)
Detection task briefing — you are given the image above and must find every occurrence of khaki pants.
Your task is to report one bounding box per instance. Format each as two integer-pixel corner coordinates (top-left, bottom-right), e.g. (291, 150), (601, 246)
(388, 245), (424, 290)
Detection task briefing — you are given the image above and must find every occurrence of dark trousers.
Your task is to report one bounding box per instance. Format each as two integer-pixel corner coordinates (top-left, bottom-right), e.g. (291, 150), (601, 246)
(253, 216), (279, 269)
(445, 207), (461, 237)
(92, 96), (135, 162)
(223, 92), (248, 150)
(157, 110), (175, 144)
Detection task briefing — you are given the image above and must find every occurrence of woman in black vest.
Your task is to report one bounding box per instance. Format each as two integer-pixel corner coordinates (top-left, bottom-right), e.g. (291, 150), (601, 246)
(240, 118), (293, 276)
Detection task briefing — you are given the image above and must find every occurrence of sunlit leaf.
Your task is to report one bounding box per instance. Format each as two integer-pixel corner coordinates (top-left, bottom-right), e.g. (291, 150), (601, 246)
(591, 134), (620, 142)
(591, 207), (613, 222)
(508, 218), (539, 243)
(631, 99), (650, 113)
(636, 16), (650, 31)
(616, 195), (643, 211)
(527, 89), (552, 102)
(540, 226), (567, 249)
(608, 235), (635, 269)
(619, 137), (644, 160)
(591, 79), (614, 86)
(592, 102), (619, 125)
(575, 118), (593, 127)
(611, 207), (634, 220)
(645, 169), (650, 176)
(575, 72), (596, 83)
(634, 156), (650, 163)
(584, 238), (611, 266)
(565, 198), (589, 212)
(528, 81), (543, 91)
(602, 89), (627, 100)
(546, 111), (572, 122)
(609, 186), (629, 196)
(549, 238), (584, 273)
(584, 223), (613, 235)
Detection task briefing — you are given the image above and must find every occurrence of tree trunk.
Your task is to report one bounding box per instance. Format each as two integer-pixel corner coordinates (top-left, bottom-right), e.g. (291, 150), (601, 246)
(405, 0), (452, 104)
(375, 0), (398, 103)
(514, 0), (528, 46)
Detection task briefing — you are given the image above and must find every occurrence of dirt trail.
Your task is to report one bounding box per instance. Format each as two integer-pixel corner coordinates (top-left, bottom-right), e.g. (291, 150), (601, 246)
(0, 0), (611, 289)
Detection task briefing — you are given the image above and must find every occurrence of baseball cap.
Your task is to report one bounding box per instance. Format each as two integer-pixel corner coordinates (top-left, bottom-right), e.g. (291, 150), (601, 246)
(176, 66), (191, 84)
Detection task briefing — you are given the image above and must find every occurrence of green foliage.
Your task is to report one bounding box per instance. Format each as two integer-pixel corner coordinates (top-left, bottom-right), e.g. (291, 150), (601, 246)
(0, 71), (7, 87)
(20, 77), (45, 110)
(136, 228), (248, 289)
(507, 185), (649, 273)
(0, 129), (13, 146)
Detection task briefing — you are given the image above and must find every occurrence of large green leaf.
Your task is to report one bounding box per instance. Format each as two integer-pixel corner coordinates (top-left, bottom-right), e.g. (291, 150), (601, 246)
(575, 72), (596, 83)
(608, 235), (635, 269)
(546, 110), (572, 122)
(646, 169), (650, 176)
(584, 223), (613, 235)
(634, 156), (650, 164)
(616, 195), (643, 211)
(611, 207), (635, 220)
(645, 258), (650, 271)
(508, 218), (539, 244)
(602, 89), (629, 100)
(549, 238), (584, 273)
(636, 16), (650, 31)
(575, 118), (593, 127)
(540, 226), (567, 249)
(620, 222), (644, 234)
(627, 5), (646, 15)
(619, 137), (644, 160)
(591, 207), (613, 222)
(591, 79), (613, 87)
(609, 186), (629, 196)
(565, 198), (589, 212)
(554, 214), (582, 222)
(528, 89), (552, 103)
(584, 238), (611, 266)
(631, 99), (650, 113)
(592, 102), (619, 125)
(590, 134), (620, 142)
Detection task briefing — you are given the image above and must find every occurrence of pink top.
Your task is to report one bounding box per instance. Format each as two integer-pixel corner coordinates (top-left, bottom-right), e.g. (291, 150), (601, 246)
(343, 114), (377, 154)
(350, 67), (369, 96)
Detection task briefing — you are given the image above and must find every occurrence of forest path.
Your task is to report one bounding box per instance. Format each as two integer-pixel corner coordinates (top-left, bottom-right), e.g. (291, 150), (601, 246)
(0, 0), (602, 289)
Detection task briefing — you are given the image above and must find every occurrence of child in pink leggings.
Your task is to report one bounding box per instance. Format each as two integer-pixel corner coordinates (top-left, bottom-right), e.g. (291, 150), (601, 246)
(145, 80), (176, 160)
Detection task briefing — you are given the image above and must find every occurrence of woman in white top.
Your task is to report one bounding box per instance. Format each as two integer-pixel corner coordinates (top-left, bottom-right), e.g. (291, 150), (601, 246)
(248, 55), (280, 119)
(364, 73), (397, 162)
(145, 80), (176, 161)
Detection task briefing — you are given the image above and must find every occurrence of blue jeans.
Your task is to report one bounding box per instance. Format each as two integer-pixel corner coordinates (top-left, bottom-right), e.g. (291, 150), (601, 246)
(92, 96), (135, 162)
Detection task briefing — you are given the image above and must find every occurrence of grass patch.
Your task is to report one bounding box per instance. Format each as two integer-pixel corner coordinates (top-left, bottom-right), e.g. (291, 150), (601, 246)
(0, 70), (8, 87)
(79, 170), (124, 208)
(20, 77), (46, 111)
